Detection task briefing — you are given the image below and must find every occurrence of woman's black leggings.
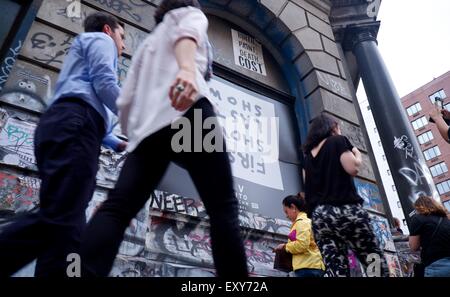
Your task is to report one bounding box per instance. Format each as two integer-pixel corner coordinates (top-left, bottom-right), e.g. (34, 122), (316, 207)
(80, 98), (248, 277)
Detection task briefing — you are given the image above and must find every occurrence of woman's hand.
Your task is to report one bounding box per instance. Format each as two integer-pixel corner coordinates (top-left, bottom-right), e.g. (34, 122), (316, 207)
(169, 68), (198, 112)
(430, 106), (443, 122)
(273, 243), (285, 252)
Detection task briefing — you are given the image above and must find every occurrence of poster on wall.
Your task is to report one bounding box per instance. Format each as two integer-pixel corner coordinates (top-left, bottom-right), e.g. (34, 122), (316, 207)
(208, 77), (283, 190)
(354, 178), (385, 214)
(0, 170), (40, 215)
(0, 112), (36, 169)
(369, 213), (396, 252)
(231, 29), (266, 76)
(385, 253), (403, 277)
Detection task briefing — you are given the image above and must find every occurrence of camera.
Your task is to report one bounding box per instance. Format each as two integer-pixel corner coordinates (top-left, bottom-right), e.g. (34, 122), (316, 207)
(435, 97), (444, 109)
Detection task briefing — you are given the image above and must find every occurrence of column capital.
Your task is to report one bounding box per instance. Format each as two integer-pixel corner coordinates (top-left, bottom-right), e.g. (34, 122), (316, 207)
(340, 21), (381, 51)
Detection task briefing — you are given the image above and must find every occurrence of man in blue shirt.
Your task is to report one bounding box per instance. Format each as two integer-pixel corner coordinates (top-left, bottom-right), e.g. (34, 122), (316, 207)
(0, 12), (126, 276)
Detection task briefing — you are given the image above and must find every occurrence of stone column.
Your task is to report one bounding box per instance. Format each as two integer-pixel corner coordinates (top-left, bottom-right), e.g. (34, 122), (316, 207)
(348, 22), (439, 226)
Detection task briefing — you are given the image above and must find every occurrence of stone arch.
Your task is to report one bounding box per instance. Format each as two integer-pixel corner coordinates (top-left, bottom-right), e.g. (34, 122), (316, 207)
(200, 0), (343, 140)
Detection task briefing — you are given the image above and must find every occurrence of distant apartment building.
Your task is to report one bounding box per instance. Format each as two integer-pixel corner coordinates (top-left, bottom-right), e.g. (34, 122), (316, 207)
(401, 71), (450, 212)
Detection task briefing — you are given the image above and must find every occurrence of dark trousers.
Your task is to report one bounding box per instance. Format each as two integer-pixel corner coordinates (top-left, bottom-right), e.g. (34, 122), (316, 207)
(80, 98), (248, 277)
(293, 268), (325, 277)
(0, 98), (105, 277)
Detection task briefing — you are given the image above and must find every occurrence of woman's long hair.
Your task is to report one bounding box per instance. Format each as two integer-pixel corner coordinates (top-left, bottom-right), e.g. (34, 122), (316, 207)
(154, 0), (202, 24)
(414, 195), (448, 217)
(303, 113), (338, 153)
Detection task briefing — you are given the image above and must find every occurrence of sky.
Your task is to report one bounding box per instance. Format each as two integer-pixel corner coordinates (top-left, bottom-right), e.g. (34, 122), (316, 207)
(357, 0), (450, 100)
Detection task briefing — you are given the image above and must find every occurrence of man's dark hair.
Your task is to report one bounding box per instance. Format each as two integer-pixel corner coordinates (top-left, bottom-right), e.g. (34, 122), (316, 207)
(83, 12), (124, 33)
(154, 0), (202, 25)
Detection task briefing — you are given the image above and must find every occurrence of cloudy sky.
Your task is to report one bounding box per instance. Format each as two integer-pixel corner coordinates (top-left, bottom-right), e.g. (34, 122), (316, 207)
(357, 0), (450, 99)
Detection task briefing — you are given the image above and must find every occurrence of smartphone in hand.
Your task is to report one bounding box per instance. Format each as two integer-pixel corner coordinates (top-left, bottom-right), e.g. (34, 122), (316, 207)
(429, 97), (444, 123)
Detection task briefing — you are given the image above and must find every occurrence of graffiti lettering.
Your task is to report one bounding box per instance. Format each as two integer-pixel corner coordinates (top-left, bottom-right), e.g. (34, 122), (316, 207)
(30, 32), (72, 66)
(317, 72), (350, 98)
(398, 159), (436, 205)
(93, 0), (142, 22)
(0, 41), (23, 89)
(66, 0), (81, 19)
(117, 57), (130, 87)
(5, 124), (33, 149)
(393, 135), (415, 160)
(31, 33), (57, 49)
(149, 191), (206, 218)
(399, 162), (429, 187)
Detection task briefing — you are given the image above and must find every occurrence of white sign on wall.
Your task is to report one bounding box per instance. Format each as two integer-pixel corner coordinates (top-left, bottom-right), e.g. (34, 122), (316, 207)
(208, 77), (283, 190)
(231, 29), (267, 76)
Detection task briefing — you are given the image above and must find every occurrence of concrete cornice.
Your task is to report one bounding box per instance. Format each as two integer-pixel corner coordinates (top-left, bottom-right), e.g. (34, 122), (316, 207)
(330, 0), (381, 44)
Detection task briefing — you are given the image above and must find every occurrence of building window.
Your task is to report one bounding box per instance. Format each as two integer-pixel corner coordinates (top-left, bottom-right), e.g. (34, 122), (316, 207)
(411, 116), (428, 130)
(397, 201), (402, 208)
(374, 127), (378, 134)
(406, 102), (422, 116)
(423, 146), (441, 160)
(382, 155), (386, 161)
(387, 169), (391, 175)
(445, 103), (450, 112)
(429, 89), (447, 104)
(418, 131), (434, 144)
(378, 140), (382, 147)
(430, 162), (448, 177)
(436, 180), (450, 195)
(444, 200), (450, 212)
(367, 105), (371, 111)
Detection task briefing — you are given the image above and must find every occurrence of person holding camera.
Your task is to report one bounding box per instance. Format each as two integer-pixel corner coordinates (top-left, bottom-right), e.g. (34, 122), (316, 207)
(429, 97), (450, 142)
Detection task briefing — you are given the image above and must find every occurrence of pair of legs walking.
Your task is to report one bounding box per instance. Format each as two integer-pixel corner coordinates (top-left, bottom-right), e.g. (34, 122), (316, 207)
(312, 204), (390, 277)
(0, 98), (104, 276)
(80, 98), (248, 277)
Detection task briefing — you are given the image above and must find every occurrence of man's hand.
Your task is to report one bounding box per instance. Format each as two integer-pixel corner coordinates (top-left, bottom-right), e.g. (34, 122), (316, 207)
(116, 141), (127, 153)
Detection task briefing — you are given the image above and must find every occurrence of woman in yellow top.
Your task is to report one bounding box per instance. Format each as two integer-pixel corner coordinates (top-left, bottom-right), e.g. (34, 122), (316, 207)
(275, 195), (325, 277)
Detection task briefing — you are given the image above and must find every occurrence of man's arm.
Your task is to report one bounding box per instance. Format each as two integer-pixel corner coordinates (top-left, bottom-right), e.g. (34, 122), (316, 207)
(430, 107), (450, 142)
(86, 36), (120, 114)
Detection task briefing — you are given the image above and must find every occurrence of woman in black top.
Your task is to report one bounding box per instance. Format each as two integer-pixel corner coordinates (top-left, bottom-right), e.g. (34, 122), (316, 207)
(303, 113), (389, 277)
(409, 195), (450, 277)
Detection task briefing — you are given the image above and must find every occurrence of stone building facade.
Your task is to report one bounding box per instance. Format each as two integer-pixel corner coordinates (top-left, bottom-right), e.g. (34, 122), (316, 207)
(0, 0), (402, 276)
